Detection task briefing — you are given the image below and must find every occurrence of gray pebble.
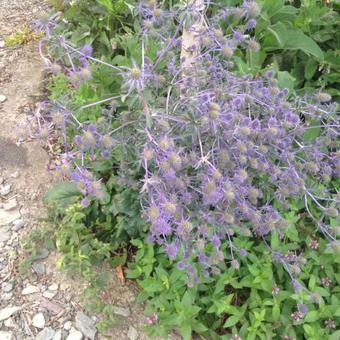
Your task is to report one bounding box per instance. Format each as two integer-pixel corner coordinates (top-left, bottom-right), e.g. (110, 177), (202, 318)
(12, 219), (25, 231)
(127, 326), (139, 340)
(36, 327), (56, 340)
(32, 262), (46, 276)
(2, 282), (14, 293)
(113, 306), (131, 317)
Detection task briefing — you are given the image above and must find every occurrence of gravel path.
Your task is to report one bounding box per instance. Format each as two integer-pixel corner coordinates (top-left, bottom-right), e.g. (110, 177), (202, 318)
(0, 2), (165, 340)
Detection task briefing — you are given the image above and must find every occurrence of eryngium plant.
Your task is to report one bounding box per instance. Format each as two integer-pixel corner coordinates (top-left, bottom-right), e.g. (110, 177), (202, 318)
(34, 0), (338, 289)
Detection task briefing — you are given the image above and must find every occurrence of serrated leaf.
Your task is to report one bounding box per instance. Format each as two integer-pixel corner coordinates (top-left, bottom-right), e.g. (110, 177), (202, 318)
(43, 182), (81, 208)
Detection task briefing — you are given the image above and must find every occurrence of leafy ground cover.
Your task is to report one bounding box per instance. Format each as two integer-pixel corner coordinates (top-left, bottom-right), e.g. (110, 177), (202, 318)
(24, 0), (340, 339)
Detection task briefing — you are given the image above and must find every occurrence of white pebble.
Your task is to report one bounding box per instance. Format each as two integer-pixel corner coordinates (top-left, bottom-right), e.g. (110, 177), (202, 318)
(32, 312), (45, 328)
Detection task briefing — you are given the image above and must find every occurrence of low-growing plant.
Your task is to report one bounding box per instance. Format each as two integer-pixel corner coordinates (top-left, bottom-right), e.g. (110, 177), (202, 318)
(215, 0), (340, 100)
(4, 26), (43, 47)
(47, 0), (135, 56)
(29, 0), (339, 338)
(128, 235), (340, 339)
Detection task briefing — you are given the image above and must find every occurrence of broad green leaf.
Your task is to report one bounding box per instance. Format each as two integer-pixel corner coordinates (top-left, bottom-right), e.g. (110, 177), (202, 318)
(271, 5), (298, 23)
(303, 120), (321, 142)
(262, 0), (284, 17)
(303, 324), (315, 336)
(305, 311), (319, 323)
(330, 330), (340, 340)
(263, 22), (287, 49)
(277, 71), (295, 94)
(284, 29), (324, 60)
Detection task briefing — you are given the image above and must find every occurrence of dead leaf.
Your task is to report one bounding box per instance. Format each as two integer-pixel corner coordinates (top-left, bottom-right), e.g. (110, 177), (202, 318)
(115, 265), (125, 286)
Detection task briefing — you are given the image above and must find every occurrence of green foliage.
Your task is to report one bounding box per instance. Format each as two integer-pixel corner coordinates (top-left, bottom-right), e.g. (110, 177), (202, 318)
(229, 0), (340, 100)
(50, 0), (135, 56)
(42, 1), (340, 338)
(128, 228), (340, 339)
(18, 224), (56, 275)
(4, 26), (43, 47)
(44, 177), (147, 273)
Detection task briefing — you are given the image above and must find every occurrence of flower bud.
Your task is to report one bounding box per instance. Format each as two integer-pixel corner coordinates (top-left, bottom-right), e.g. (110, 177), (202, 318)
(324, 207), (338, 217)
(231, 259), (240, 269)
(316, 92), (331, 103)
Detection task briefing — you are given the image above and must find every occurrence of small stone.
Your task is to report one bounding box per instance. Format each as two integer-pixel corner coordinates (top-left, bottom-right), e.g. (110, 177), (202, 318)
(66, 328), (83, 340)
(1, 292), (13, 301)
(32, 262), (45, 275)
(12, 219), (25, 231)
(22, 285), (40, 295)
(53, 330), (62, 340)
(0, 94), (7, 103)
(0, 184), (11, 196)
(32, 313), (45, 328)
(36, 327), (56, 340)
(0, 209), (20, 226)
(0, 229), (11, 243)
(10, 171), (19, 179)
(4, 317), (16, 328)
(3, 199), (17, 211)
(2, 282), (14, 293)
(33, 248), (50, 260)
(48, 283), (58, 291)
(127, 326), (138, 340)
(0, 331), (15, 340)
(113, 306), (130, 317)
(0, 306), (21, 321)
(0, 40), (4, 48)
(63, 321), (72, 330)
(43, 291), (57, 299)
(75, 311), (97, 340)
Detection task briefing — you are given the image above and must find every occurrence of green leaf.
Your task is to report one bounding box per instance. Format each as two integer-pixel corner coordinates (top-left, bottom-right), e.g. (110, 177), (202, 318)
(263, 22), (287, 49)
(284, 29), (324, 60)
(277, 71), (295, 94)
(271, 5), (298, 23)
(43, 182), (81, 208)
(271, 230), (279, 251)
(109, 251), (127, 268)
(96, 0), (114, 12)
(262, 0), (284, 17)
(330, 330), (340, 340)
(304, 59), (318, 80)
(285, 225), (299, 242)
(305, 311), (319, 323)
(224, 315), (242, 328)
(303, 324), (315, 336)
(180, 323), (192, 340)
(272, 304), (280, 321)
(303, 120), (321, 142)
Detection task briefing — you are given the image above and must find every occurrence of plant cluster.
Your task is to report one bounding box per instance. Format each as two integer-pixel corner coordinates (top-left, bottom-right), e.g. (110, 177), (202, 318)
(27, 0), (340, 339)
